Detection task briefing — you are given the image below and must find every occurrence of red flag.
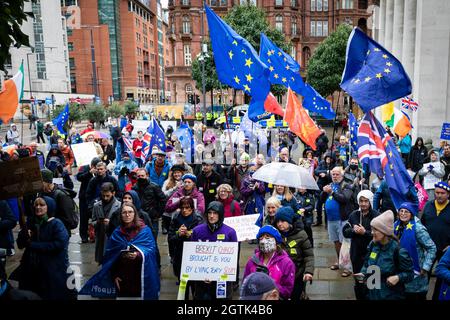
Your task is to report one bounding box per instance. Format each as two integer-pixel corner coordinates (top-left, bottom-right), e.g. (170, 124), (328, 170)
(264, 92), (284, 117)
(284, 88), (321, 150)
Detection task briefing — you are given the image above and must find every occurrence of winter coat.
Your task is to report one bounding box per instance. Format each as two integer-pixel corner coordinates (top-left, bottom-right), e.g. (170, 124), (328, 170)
(45, 146), (66, 172)
(145, 159), (171, 188)
(361, 240), (414, 300)
(13, 217), (73, 300)
(294, 191), (315, 225)
(421, 200), (450, 252)
(218, 195), (241, 218)
(226, 165), (250, 199)
(165, 186), (206, 215)
(86, 174), (120, 207)
(398, 134), (412, 154)
(280, 226), (314, 278)
(101, 144), (116, 165)
(114, 159), (138, 191)
(196, 171), (223, 207)
(132, 180), (167, 220)
(440, 155), (450, 180)
(343, 209), (379, 273)
(243, 249), (295, 300)
(314, 160), (334, 189)
(418, 161), (445, 190)
(408, 146), (428, 172)
(76, 164), (95, 207)
(435, 248), (450, 300)
(0, 201), (17, 255)
(39, 186), (77, 234)
(240, 174), (266, 216)
(320, 180), (356, 221)
(395, 217), (437, 293)
(316, 133), (329, 155)
(167, 211), (204, 277)
(280, 197), (300, 214)
(59, 146), (75, 167)
(6, 128), (20, 145)
(373, 181), (396, 213)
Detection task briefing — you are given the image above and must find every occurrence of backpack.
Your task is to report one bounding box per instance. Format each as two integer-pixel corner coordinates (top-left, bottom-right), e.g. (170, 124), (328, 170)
(55, 188), (80, 230)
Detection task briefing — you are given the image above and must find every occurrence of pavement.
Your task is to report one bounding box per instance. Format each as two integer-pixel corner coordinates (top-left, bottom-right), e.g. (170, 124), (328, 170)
(2, 120), (436, 300)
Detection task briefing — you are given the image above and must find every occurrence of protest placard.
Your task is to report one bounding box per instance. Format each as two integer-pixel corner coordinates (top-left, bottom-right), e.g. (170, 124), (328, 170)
(440, 123), (450, 140)
(71, 142), (98, 167)
(224, 214), (260, 242)
(131, 120), (151, 137)
(180, 242), (239, 282)
(0, 157), (43, 200)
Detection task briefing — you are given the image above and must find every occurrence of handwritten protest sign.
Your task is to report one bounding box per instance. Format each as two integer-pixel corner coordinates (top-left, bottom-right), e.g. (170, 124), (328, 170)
(0, 157), (43, 200)
(71, 142), (98, 167)
(224, 214), (260, 242)
(180, 242), (239, 282)
(440, 123), (450, 140)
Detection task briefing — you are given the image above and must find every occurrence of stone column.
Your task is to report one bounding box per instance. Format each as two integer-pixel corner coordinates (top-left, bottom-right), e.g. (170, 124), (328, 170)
(378, 0), (386, 44)
(402, 0), (417, 83)
(392, 0), (405, 59)
(384, 0), (395, 51)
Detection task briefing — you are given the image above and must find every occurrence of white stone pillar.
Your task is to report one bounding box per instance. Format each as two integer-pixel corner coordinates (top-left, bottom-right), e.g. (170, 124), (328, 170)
(392, 0), (405, 59)
(378, 0), (386, 44)
(384, 0), (394, 51)
(401, 0), (417, 82)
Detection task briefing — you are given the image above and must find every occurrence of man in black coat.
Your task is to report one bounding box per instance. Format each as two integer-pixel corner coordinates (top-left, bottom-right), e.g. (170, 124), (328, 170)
(76, 157), (101, 243)
(196, 159), (223, 208)
(0, 201), (16, 256)
(86, 161), (120, 209)
(132, 168), (167, 239)
(342, 190), (379, 300)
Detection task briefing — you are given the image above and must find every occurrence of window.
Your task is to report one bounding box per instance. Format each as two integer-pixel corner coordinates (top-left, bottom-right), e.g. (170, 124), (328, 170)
(311, 0), (315, 11)
(323, 21), (328, 36)
(184, 44), (191, 66)
(220, 0), (228, 5)
(342, 0), (353, 9)
(310, 21), (316, 36)
(290, 46), (296, 60)
(69, 57), (75, 69)
(182, 15), (190, 34)
(291, 18), (297, 35)
(324, 0), (328, 11)
(275, 15), (283, 32)
(182, 0), (189, 5)
(317, 21), (322, 37)
(291, 0), (297, 7)
(275, 0), (283, 6)
(317, 0), (322, 11)
(68, 42), (73, 51)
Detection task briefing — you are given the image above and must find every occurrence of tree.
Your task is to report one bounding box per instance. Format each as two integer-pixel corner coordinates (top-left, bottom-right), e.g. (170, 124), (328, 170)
(306, 24), (353, 98)
(123, 100), (139, 117)
(51, 103), (83, 129)
(107, 102), (125, 119)
(0, 0), (33, 72)
(83, 103), (106, 128)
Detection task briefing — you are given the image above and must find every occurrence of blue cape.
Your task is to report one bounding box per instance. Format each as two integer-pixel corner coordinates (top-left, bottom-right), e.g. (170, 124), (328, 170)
(394, 219), (420, 274)
(79, 226), (160, 300)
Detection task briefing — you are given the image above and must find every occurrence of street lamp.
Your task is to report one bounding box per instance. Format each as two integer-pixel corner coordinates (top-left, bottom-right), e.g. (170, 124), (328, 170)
(200, 4), (208, 125)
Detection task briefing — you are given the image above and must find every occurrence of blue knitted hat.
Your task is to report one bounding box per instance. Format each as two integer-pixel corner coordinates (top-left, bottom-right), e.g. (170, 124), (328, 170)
(398, 202), (418, 216)
(182, 173), (197, 184)
(274, 206), (295, 225)
(256, 225), (282, 244)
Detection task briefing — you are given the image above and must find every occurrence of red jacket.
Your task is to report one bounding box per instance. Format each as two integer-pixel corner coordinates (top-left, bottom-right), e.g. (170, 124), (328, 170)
(133, 138), (143, 159)
(219, 195), (241, 218)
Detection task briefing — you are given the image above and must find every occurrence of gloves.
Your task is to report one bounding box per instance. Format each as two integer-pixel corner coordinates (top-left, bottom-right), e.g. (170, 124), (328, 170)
(120, 167), (129, 175)
(427, 164), (434, 171)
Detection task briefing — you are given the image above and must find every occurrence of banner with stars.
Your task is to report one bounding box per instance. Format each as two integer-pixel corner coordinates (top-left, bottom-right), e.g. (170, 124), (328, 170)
(52, 103), (69, 135)
(340, 27), (412, 113)
(205, 5), (270, 122)
(348, 112), (359, 154)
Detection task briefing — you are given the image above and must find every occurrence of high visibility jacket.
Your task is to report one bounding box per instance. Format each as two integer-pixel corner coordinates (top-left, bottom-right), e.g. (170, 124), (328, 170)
(196, 112), (203, 120)
(206, 113), (212, 120)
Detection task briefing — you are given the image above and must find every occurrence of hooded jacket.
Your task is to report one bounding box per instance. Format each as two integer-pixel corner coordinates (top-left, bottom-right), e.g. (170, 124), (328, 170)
(114, 158), (138, 191)
(165, 186), (205, 215)
(45, 146), (66, 172)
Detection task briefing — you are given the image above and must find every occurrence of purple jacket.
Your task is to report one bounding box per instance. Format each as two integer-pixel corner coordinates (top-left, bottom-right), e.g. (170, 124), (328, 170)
(191, 223), (237, 242)
(244, 249), (295, 300)
(165, 186), (206, 214)
(240, 174), (266, 215)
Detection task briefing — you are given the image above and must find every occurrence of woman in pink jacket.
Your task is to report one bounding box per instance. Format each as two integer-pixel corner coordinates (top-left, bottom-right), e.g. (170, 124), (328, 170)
(243, 225), (295, 300)
(165, 174), (205, 215)
(217, 184), (241, 218)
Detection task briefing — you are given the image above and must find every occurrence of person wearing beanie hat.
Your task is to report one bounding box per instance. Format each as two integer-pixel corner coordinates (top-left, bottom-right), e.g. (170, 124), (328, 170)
(181, 173), (197, 184)
(41, 169), (54, 184)
(190, 201), (237, 300)
(165, 172), (205, 215)
(144, 148), (171, 188)
(240, 272), (279, 300)
(273, 206), (315, 301)
(343, 190), (380, 299)
(243, 225), (295, 300)
(394, 202), (436, 300)
(355, 210), (415, 300)
(418, 150), (445, 201)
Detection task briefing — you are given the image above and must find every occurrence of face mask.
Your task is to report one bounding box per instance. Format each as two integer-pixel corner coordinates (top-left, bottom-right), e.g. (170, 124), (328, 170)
(259, 237), (277, 254)
(137, 178), (148, 185)
(349, 164), (358, 170)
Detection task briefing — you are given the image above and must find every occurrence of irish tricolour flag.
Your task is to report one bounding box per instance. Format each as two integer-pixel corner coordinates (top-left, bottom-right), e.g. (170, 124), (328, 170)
(0, 62), (24, 123)
(381, 101), (412, 137)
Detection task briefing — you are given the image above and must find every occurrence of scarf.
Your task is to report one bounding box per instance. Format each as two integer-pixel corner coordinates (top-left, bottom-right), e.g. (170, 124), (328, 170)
(34, 214), (49, 226)
(394, 219), (421, 274)
(435, 200), (449, 216)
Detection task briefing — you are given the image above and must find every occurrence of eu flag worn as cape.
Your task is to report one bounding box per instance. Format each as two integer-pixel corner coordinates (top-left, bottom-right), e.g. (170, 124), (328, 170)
(79, 226), (160, 300)
(205, 5), (270, 122)
(259, 33), (335, 119)
(340, 27), (412, 112)
(357, 112), (417, 211)
(52, 103), (69, 134)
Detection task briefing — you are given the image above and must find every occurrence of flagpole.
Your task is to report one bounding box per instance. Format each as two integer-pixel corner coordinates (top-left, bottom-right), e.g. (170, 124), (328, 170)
(330, 90), (342, 152)
(220, 84), (234, 164)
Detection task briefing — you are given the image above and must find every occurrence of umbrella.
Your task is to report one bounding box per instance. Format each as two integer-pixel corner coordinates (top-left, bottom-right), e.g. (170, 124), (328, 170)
(252, 162), (319, 190)
(81, 131), (111, 140)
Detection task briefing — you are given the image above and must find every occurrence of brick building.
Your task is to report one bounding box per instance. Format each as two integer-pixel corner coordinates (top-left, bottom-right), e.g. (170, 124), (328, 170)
(167, 0), (375, 105)
(62, 0), (170, 104)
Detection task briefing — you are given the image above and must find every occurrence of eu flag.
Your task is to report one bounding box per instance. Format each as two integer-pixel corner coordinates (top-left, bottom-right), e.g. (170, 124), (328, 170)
(259, 33), (335, 119)
(52, 103), (69, 134)
(205, 5), (270, 122)
(340, 27), (412, 112)
(148, 118), (166, 152)
(348, 112), (359, 154)
(357, 112), (417, 210)
(173, 123), (193, 163)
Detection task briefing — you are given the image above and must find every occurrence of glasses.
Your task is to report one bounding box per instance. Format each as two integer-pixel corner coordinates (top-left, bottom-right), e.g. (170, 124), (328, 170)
(219, 190), (229, 194)
(181, 206), (192, 209)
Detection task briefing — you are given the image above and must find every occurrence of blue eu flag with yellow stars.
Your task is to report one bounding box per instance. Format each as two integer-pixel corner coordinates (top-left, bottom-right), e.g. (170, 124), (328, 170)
(340, 27), (412, 112)
(52, 103), (69, 134)
(348, 112), (359, 154)
(148, 118), (166, 152)
(259, 33), (335, 119)
(205, 4), (270, 122)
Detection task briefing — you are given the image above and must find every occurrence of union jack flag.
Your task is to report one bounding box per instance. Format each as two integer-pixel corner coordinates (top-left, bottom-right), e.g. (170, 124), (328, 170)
(141, 132), (152, 162)
(123, 137), (133, 152)
(401, 96), (418, 112)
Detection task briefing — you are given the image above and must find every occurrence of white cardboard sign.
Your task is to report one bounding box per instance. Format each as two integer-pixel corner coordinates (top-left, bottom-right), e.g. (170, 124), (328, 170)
(71, 142), (98, 167)
(224, 214), (260, 242)
(180, 242), (238, 282)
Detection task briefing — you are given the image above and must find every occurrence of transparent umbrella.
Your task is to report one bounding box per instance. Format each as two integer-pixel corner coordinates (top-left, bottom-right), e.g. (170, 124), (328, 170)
(252, 162), (319, 190)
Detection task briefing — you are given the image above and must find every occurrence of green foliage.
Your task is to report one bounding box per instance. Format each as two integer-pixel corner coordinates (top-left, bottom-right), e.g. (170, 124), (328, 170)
(107, 102), (125, 118)
(306, 24), (353, 97)
(83, 103), (106, 124)
(0, 0), (33, 72)
(123, 100), (139, 116)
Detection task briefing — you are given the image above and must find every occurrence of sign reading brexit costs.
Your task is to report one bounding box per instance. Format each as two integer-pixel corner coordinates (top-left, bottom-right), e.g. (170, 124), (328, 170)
(180, 242), (239, 282)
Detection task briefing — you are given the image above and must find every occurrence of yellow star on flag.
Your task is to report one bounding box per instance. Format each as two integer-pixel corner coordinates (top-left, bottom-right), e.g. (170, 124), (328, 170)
(234, 76), (240, 84)
(384, 68), (391, 74)
(406, 223), (413, 230)
(267, 58), (271, 63)
(278, 51), (282, 56)
(241, 49), (247, 55)
(389, 151), (393, 157)
(285, 65), (290, 70)
(269, 66), (274, 72)
(291, 77), (295, 81)
(245, 58), (253, 68)
(274, 73), (279, 79)
(283, 57), (287, 62)
(367, 49), (371, 55)
(390, 164), (394, 169)
(354, 79), (361, 84)
(282, 77), (287, 83)
(267, 50), (273, 56)
(382, 54), (388, 59)
(386, 62), (392, 67)
(374, 48), (381, 52)
(228, 51), (233, 60)
(232, 40), (238, 46)
(376, 73), (383, 79)
(243, 84), (251, 92)
(246, 74), (253, 82)
(365, 76), (371, 82)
